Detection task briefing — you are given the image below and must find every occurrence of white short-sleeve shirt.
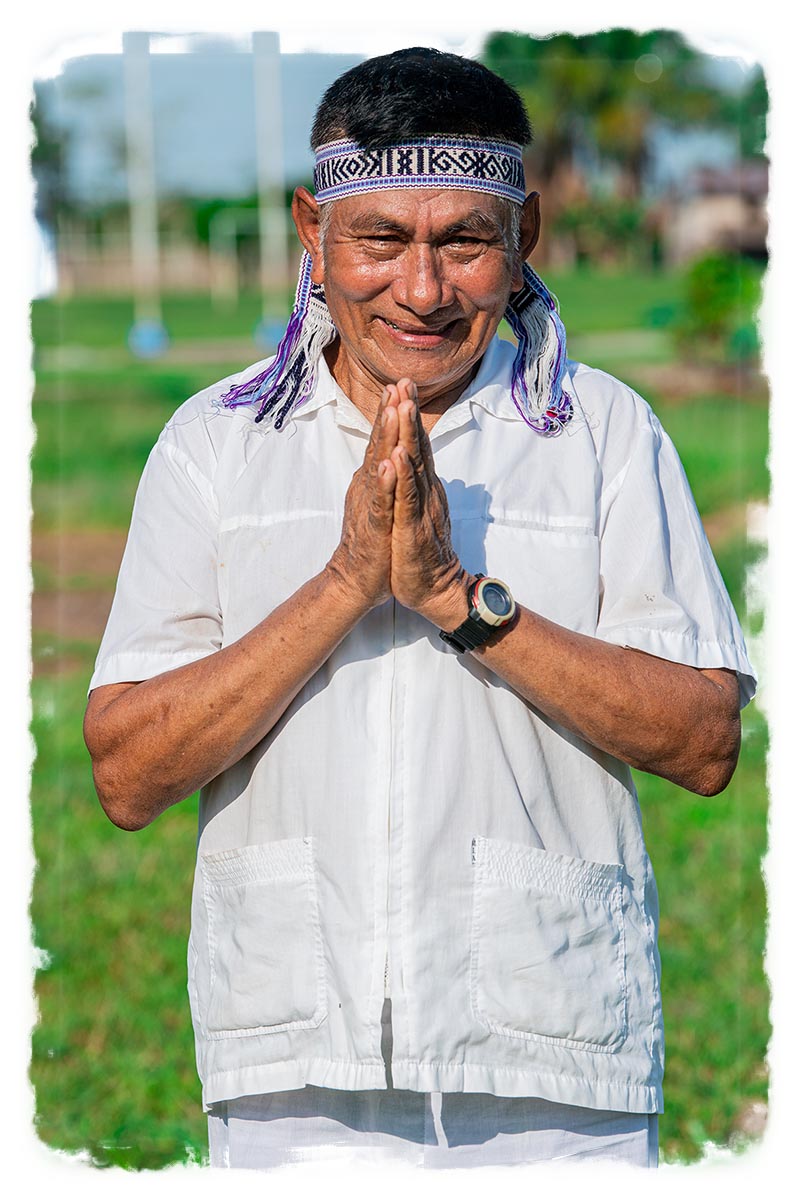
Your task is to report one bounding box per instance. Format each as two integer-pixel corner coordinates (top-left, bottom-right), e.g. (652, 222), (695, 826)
(91, 335), (755, 1115)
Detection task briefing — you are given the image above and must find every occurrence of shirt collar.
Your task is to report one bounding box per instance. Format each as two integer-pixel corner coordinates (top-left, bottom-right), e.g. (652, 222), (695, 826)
(289, 335), (523, 438)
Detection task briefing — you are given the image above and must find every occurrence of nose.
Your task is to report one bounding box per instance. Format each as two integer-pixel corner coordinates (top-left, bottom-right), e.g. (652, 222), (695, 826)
(391, 244), (454, 315)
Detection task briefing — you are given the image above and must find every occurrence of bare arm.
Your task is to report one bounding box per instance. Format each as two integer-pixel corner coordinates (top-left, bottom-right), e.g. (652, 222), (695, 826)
(472, 611), (739, 795)
(84, 389), (402, 831)
(386, 379), (741, 797)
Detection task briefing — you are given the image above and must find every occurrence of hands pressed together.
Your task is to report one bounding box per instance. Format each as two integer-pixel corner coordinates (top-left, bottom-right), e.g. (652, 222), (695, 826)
(328, 378), (471, 631)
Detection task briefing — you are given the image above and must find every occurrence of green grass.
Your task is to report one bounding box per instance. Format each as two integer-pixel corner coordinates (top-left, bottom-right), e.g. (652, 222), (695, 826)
(549, 267), (684, 335)
(29, 279), (770, 1169)
(30, 662), (207, 1170)
(31, 289), (294, 350)
(32, 366), (248, 530)
(635, 698), (769, 1164)
(653, 396), (769, 515)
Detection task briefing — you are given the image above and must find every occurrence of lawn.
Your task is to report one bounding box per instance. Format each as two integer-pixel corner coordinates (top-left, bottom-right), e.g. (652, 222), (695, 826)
(29, 275), (770, 1169)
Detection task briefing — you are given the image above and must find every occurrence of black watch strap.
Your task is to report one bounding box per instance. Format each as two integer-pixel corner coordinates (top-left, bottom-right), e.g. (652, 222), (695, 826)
(439, 574), (515, 654)
(440, 614), (494, 654)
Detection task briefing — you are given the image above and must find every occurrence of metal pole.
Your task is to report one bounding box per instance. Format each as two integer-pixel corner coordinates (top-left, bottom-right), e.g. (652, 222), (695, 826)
(252, 30), (289, 348)
(122, 30), (168, 357)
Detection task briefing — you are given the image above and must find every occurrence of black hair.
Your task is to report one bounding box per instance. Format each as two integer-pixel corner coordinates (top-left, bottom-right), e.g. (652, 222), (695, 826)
(311, 47), (532, 150)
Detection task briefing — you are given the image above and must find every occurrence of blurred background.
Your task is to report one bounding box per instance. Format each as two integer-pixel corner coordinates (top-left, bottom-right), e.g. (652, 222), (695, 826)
(29, 27), (769, 1169)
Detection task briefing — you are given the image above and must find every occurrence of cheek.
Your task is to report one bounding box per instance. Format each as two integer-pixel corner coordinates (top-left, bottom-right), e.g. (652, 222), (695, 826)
(459, 260), (514, 313)
(324, 256), (394, 307)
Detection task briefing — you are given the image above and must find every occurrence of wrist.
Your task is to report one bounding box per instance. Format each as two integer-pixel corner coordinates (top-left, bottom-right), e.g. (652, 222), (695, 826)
(420, 565), (477, 631)
(438, 573), (519, 653)
(321, 558), (378, 622)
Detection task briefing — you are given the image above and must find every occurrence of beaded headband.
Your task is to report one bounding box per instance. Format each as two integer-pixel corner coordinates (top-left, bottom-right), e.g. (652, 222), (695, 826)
(220, 134), (573, 436)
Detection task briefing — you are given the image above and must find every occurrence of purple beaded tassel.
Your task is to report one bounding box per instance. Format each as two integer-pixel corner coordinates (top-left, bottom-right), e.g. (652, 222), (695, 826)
(219, 251), (337, 429)
(504, 263), (573, 436)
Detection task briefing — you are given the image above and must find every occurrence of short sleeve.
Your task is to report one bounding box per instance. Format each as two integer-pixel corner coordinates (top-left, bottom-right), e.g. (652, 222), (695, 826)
(88, 430), (222, 692)
(594, 407), (756, 708)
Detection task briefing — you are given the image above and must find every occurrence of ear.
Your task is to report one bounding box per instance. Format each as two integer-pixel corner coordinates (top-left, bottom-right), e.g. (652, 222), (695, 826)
(511, 191), (541, 290)
(291, 186), (325, 284)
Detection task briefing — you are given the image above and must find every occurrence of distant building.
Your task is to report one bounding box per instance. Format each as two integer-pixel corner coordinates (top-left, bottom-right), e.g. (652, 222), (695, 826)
(660, 161), (768, 265)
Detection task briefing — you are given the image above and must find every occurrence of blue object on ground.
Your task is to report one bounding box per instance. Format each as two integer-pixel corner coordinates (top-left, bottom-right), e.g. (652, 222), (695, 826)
(128, 319), (170, 359)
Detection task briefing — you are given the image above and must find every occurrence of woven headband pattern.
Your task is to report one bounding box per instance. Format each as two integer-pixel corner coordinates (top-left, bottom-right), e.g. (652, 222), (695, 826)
(313, 137), (526, 205)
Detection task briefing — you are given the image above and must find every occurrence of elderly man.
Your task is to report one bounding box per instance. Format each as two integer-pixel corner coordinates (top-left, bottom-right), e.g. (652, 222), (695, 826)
(84, 48), (754, 1169)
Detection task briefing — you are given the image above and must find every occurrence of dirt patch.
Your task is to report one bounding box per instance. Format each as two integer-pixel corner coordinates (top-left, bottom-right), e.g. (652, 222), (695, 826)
(628, 362), (768, 404)
(31, 529), (127, 676)
(700, 503), (751, 547)
(32, 590), (115, 644)
(32, 529), (127, 585)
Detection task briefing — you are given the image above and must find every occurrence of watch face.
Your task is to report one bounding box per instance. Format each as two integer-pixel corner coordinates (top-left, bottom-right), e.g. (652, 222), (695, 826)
(481, 581), (512, 617)
(474, 577), (516, 626)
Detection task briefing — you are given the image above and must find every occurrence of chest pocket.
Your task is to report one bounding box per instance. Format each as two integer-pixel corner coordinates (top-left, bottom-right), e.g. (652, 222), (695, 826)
(451, 513), (600, 636)
(219, 510), (341, 645)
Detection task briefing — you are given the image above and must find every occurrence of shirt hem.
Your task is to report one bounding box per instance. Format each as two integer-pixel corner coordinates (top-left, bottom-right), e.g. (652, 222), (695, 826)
(88, 648), (216, 694)
(391, 1060), (662, 1114)
(201, 1058), (388, 1110)
(200, 1057), (662, 1115)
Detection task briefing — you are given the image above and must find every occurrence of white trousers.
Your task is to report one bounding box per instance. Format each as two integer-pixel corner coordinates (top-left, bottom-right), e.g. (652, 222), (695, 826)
(207, 1000), (658, 1170)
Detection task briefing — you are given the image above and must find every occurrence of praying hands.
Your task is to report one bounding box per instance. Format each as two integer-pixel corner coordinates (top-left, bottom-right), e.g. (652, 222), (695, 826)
(327, 377), (470, 631)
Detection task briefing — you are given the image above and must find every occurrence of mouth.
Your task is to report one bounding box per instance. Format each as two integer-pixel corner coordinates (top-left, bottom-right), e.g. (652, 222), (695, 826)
(379, 317), (459, 348)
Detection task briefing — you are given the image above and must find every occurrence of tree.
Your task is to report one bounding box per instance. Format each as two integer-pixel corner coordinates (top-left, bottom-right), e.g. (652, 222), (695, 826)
(481, 29), (765, 200)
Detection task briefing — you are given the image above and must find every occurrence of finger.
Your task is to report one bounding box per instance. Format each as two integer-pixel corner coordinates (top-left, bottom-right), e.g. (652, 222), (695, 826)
(365, 393), (399, 474)
(376, 457), (397, 494)
(363, 458), (396, 538)
(369, 458), (397, 527)
(413, 402), (439, 489)
(396, 379), (435, 487)
(377, 402), (399, 463)
(391, 444), (420, 521)
(397, 395), (424, 476)
(396, 377), (416, 403)
(366, 387), (392, 452)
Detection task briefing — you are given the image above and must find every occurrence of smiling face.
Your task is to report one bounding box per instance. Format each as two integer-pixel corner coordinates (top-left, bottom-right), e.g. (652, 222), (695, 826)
(293, 187), (534, 419)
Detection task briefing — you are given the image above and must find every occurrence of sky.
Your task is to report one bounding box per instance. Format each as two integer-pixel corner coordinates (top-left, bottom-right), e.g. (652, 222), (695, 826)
(34, 36), (747, 219)
(28, 24), (754, 300)
(5, 1), (799, 1193)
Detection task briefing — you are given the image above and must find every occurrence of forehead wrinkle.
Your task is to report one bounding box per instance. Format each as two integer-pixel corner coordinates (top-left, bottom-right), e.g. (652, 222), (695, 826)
(335, 202), (508, 240)
(345, 211), (412, 235)
(440, 207), (507, 239)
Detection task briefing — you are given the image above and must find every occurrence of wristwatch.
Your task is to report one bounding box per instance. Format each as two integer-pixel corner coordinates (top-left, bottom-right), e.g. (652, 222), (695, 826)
(439, 574), (517, 654)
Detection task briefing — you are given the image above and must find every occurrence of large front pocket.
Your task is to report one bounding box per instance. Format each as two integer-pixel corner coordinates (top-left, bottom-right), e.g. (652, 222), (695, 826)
(200, 837), (327, 1039)
(470, 836), (628, 1052)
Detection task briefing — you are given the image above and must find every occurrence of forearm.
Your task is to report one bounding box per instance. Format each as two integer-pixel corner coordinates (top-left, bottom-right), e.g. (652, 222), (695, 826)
(85, 565), (369, 830)
(432, 580), (741, 795)
(479, 607), (740, 794)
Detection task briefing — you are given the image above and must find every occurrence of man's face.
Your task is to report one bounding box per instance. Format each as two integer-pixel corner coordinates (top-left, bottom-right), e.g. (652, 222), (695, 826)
(312, 189), (520, 407)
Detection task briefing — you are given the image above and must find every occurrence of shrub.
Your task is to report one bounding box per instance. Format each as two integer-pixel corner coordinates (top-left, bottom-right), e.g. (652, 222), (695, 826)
(671, 252), (763, 364)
